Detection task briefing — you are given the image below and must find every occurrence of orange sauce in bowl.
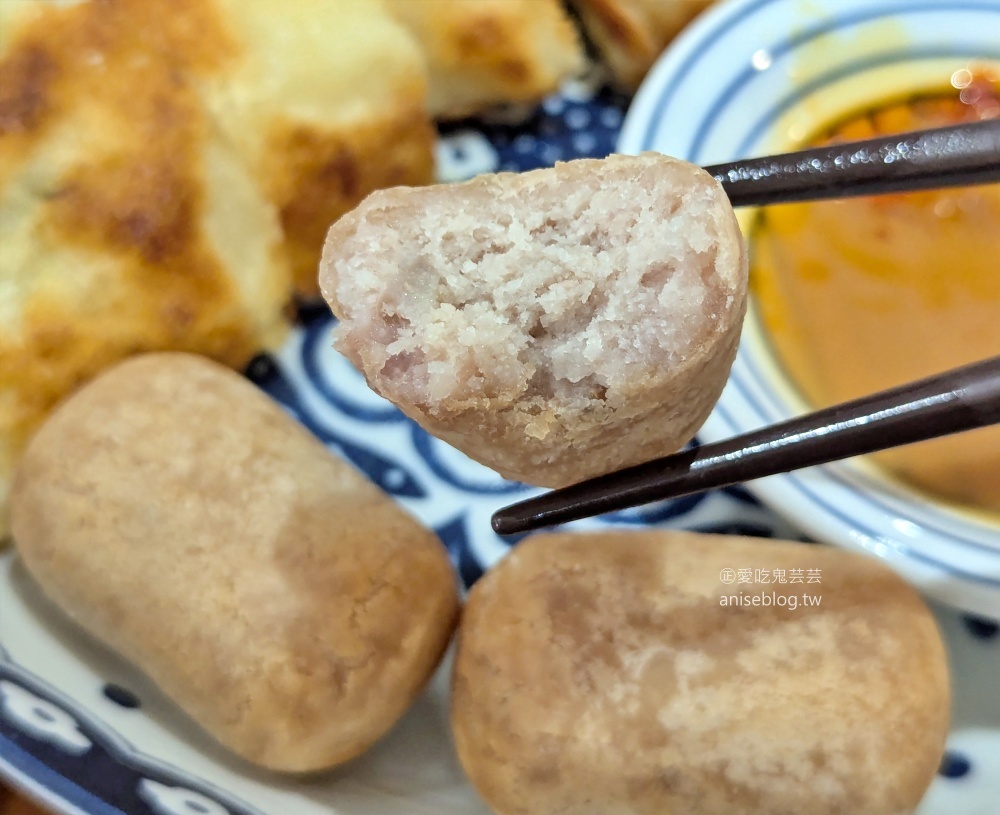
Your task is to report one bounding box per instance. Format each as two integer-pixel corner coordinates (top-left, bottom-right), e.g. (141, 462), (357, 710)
(751, 69), (1000, 515)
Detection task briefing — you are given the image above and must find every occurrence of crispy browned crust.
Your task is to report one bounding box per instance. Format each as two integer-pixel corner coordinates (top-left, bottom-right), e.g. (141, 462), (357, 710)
(570, 0), (716, 89)
(0, 0), (292, 538)
(264, 102), (436, 298)
(453, 530), (951, 815)
(385, 0), (586, 119)
(10, 353), (460, 771)
(0, 0), (438, 536)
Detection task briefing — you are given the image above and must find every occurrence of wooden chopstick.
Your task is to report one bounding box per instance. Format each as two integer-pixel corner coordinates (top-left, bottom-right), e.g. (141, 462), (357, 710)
(491, 356), (1000, 536)
(706, 119), (1000, 206)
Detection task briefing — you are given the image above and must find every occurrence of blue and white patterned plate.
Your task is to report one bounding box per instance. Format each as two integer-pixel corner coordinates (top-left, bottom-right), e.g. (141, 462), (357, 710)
(1, 41), (998, 815)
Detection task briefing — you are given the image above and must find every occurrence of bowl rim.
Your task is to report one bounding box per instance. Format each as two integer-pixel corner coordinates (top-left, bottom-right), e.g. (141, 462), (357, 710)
(617, 0), (1000, 616)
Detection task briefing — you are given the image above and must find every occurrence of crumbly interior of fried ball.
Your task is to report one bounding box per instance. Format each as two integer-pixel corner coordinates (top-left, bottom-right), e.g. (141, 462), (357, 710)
(334, 162), (732, 408)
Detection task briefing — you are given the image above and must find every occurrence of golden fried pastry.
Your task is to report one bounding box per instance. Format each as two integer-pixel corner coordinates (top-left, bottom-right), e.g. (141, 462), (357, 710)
(201, 0), (436, 296)
(10, 353), (460, 772)
(570, 0), (716, 89)
(0, 0), (436, 537)
(0, 0), (291, 540)
(453, 530), (950, 815)
(385, 0), (586, 119)
(320, 153), (747, 488)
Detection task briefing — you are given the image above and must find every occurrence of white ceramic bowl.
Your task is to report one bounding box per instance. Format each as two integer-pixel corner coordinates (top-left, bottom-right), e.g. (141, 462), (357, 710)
(618, 0), (1000, 617)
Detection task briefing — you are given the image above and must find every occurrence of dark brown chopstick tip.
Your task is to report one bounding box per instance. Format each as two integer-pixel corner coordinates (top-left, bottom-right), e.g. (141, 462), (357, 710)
(709, 119), (1000, 207)
(489, 357), (1000, 536)
(491, 509), (531, 536)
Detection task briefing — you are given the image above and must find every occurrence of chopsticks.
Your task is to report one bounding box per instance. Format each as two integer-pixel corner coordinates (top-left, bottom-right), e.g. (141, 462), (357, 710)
(491, 356), (1000, 536)
(489, 122), (1000, 535)
(706, 119), (1000, 206)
